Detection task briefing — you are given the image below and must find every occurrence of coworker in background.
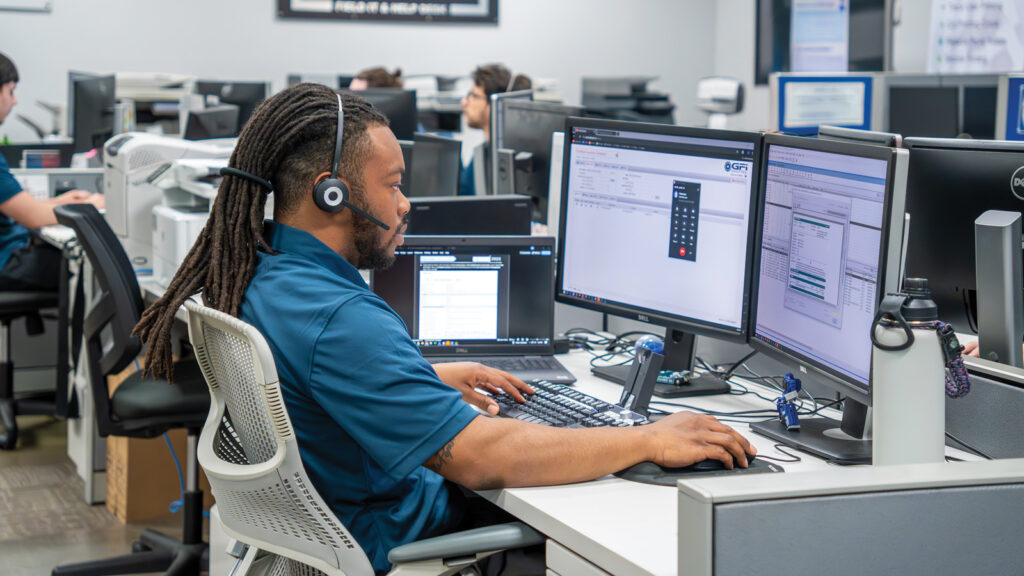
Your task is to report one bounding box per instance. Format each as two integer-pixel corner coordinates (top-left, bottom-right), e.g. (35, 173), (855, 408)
(0, 51), (104, 291)
(459, 64), (531, 195)
(349, 67), (403, 90)
(135, 83), (754, 573)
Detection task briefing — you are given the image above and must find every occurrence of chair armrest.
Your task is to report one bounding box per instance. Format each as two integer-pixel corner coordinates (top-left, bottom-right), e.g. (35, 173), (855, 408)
(387, 522), (543, 564)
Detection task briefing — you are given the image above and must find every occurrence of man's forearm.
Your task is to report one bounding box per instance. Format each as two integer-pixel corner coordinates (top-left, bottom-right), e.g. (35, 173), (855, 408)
(434, 416), (655, 490)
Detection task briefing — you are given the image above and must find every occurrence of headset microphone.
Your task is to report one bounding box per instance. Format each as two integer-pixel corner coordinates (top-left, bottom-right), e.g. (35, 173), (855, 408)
(313, 93), (391, 231)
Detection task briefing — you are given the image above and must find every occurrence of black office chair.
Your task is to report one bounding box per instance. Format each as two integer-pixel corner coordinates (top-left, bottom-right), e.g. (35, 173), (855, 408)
(51, 204), (209, 576)
(0, 290), (59, 449)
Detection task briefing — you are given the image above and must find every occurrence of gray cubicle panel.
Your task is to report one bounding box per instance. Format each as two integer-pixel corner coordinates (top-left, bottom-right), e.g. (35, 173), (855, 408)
(679, 460), (1024, 576)
(951, 358), (1024, 459)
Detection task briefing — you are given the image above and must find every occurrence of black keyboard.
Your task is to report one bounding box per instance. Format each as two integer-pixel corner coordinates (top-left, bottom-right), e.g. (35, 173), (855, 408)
(492, 380), (649, 428)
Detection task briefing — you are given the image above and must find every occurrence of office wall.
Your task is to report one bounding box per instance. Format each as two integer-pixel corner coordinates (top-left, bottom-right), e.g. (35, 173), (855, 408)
(712, 0), (935, 132)
(0, 0), (716, 143)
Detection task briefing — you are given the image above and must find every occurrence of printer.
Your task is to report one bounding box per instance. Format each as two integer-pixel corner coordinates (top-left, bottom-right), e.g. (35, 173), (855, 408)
(150, 158), (226, 288)
(103, 133), (234, 273)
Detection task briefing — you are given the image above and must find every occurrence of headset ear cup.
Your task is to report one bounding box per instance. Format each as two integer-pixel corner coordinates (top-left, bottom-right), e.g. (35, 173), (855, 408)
(313, 178), (349, 213)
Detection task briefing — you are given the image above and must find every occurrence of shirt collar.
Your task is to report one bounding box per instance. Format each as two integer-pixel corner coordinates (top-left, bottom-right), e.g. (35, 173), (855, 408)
(263, 221), (367, 287)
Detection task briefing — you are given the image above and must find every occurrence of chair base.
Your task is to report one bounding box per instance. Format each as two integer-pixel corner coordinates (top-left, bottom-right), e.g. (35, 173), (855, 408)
(51, 529), (207, 576)
(0, 392), (59, 450)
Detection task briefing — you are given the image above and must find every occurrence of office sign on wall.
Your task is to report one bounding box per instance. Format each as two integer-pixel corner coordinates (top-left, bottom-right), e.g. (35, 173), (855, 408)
(278, 0), (498, 23)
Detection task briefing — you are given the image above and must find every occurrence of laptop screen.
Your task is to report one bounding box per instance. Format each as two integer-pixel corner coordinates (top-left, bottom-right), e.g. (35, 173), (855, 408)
(371, 236), (556, 356)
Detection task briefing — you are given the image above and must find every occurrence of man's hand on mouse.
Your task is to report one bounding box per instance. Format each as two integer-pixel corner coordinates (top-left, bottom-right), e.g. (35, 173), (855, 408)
(433, 362), (535, 415)
(643, 412), (756, 470)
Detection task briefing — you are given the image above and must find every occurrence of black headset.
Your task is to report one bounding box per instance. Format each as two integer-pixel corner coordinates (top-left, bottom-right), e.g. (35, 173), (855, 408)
(312, 93), (390, 231)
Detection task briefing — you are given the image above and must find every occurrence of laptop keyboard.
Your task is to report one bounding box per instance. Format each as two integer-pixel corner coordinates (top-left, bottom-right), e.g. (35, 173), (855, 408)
(492, 380), (649, 428)
(478, 356), (564, 372)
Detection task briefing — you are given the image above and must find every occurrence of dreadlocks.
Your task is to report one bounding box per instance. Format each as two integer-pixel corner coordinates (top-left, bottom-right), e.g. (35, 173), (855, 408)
(134, 83), (388, 382)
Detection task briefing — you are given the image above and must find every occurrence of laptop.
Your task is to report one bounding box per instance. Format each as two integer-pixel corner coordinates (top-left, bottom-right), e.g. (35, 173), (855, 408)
(371, 235), (576, 385)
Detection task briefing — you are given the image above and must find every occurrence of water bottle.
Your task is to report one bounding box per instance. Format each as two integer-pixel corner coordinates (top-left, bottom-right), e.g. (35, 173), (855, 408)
(870, 278), (946, 466)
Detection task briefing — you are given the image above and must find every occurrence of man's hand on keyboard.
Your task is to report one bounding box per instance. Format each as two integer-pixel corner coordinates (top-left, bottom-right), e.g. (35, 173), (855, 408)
(433, 362), (535, 415)
(647, 412), (756, 470)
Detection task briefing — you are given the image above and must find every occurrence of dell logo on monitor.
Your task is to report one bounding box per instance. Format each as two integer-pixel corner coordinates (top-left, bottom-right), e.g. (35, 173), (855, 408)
(637, 314), (649, 322)
(1012, 166), (1024, 200)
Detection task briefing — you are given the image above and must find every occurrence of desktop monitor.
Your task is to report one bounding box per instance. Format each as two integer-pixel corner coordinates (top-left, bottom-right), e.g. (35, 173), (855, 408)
(889, 86), (959, 138)
(748, 134), (908, 464)
(183, 105), (240, 140)
(884, 74), (998, 139)
(556, 117), (762, 396)
(406, 195), (533, 236)
(996, 74), (1024, 140)
(1, 142), (74, 168)
(771, 73), (877, 135)
(194, 81), (269, 132)
(817, 125), (901, 147)
(497, 100), (584, 224)
(404, 133), (461, 198)
(68, 72), (116, 154)
(902, 137), (1024, 334)
(345, 88), (418, 141)
(489, 89), (533, 196)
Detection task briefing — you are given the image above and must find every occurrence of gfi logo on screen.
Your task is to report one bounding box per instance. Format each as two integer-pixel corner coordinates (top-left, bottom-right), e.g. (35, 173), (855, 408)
(724, 161), (749, 174)
(1012, 166), (1024, 201)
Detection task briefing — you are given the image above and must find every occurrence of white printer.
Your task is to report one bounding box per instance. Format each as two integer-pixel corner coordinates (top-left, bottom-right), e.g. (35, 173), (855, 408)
(150, 158), (225, 288)
(103, 133), (234, 273)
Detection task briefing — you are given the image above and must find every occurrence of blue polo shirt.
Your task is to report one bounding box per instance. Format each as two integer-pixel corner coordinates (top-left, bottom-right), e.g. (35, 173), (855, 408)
(0, 153), (30, 270)
(239, 222), (479, 573)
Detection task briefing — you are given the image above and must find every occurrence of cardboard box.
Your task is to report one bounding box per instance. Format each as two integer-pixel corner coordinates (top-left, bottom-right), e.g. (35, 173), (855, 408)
(105, 359), (214, 524)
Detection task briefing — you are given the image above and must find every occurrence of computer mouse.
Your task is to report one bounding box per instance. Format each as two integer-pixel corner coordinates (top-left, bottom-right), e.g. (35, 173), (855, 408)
(685, 453), (757, 472)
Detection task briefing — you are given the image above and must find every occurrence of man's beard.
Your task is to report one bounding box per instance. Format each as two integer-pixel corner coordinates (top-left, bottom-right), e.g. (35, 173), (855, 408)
(350, 188), (406, 271)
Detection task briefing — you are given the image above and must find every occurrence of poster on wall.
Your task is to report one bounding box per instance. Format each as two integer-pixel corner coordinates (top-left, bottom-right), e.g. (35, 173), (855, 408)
(278, 0), (498, 23)
(790, 0), (850, 73)
(928, 0), (1024, 73)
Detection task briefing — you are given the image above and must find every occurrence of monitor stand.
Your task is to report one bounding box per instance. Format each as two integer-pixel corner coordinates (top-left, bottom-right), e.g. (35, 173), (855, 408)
(591, 328), (731, 397)
(749, 399), (872, 464)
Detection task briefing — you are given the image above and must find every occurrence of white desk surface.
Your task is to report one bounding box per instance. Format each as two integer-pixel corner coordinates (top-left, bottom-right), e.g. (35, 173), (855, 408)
(476, 349), (969, 576)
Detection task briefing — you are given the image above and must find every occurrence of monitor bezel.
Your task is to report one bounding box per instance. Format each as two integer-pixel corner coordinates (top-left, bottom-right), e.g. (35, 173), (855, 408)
(555, 116), (764, 344)
(748, 133), (903, 404)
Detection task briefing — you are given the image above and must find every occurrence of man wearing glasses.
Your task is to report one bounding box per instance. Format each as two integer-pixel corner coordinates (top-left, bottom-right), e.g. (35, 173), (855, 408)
(458, 64), (531, 196)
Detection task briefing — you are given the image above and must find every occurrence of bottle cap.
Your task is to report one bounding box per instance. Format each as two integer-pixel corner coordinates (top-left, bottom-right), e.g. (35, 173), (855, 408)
(901, 277), (939, 322)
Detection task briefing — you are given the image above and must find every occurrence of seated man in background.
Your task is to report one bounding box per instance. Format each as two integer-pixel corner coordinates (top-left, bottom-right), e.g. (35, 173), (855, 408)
(459, 63), (531, 195)
(349, 67), (404, 90)
(135, 84), (754, 573)
(0, 51), (104, 291)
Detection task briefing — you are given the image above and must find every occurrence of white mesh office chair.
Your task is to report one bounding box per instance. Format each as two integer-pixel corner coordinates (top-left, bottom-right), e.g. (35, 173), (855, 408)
(184, 300), (543, 576)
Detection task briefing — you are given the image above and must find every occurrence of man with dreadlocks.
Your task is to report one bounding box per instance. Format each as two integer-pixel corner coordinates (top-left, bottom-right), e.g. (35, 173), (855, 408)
(136, 83), (754, 573)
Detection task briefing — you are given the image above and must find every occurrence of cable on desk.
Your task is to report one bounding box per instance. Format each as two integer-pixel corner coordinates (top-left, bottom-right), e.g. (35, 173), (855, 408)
(945, 432), (993, 460)
(753, 443), (803, 464)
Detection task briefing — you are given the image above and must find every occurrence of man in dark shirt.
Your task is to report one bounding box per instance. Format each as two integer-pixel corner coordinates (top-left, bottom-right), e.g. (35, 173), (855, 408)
(0, 51), (104, 290)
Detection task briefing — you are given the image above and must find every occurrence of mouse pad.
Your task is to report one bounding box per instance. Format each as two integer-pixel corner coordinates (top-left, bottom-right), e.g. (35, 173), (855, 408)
(614, 459), (784, 487)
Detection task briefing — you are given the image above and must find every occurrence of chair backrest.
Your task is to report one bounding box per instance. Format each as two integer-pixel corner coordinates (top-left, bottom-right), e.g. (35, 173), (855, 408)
(54, 204), (144, 435)
(185, 299), (374, 576)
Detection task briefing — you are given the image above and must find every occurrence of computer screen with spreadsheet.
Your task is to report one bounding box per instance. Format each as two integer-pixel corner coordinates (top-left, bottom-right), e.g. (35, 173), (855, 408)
(748, 133), (907, 463)
(752, 142), (891, 390)
(556, 118), (761, 340)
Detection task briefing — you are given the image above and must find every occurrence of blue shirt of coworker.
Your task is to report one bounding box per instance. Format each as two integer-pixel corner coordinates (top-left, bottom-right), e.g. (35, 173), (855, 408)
(0, 153), (30, 270)
(458, 155), (475, 196)
(240, 221), (479, 573)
